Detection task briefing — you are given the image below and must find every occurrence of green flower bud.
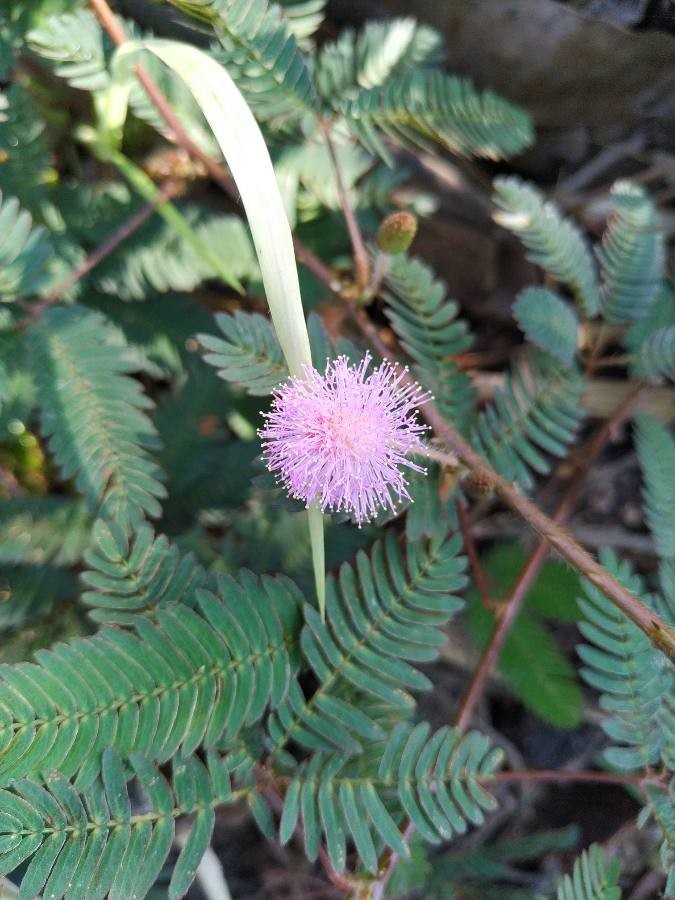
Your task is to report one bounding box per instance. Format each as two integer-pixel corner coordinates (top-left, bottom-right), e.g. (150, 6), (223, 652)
(376, 211), (418, 255)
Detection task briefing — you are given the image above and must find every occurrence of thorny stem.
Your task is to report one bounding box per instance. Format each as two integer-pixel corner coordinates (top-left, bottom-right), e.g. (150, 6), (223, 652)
(320, 121), (371, 294)
(454, 383), (650, 732)
(424, 410), (675, 659)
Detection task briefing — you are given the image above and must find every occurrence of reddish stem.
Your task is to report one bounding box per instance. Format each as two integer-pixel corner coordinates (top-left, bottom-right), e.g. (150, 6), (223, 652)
(320, 121), (371, 294)
(486, 769), (661, 788)
(454, 384), (649, 731)
(26, 180), (177, 319)
(456, 498), (493, 609)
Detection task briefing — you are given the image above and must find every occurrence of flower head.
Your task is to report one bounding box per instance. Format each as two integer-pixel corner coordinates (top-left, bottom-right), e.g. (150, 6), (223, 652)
(259, 353), (428, 523)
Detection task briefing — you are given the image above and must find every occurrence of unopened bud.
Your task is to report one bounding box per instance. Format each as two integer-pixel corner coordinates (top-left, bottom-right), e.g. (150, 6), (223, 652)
(462, 469), (495, 499)
(376, 211), (418, 255)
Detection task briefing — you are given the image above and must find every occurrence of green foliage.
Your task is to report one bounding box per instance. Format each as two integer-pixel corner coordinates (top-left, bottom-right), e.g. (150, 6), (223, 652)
(29, 305), (167, 533)
(166, 0), (318, 126)
(633, 325), (675, 382)
(635, 413), (675, 570)
(2, 4), (674, 897)
(27, 10), (111, 92)
(0, 569), (301, 790)
(199, 310), (287, 394)
(266, 527), (466, 756)
(465, 543), (584, 729)
(512, 286), (579, 365)
(0, 748), (236, 900)
(91, 208), (256, 301)
(634, 413), (675, 620)
(81, 520), (208, 625)
(316, 17), (444, 99)
(470, 350), (585, 491)
(597, 180), (664, 325)
(0, 190), (52, 300)
(641, 778), (675, 897)
(555, 844), (621, 900)
(625, 281), (675, 380)
(341, 70), (534, 166)
(493, 177), (599, 317)
(426, 826), (579, 898)
(279, 0), (326, 45)
(0, 85), (53, 211)
(279, 722), (501, 873)
(577, 550), (673, 771)
(384, 253), (476, 431)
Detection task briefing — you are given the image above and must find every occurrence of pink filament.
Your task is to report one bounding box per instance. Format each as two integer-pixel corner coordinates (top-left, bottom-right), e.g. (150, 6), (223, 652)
(259, 354), (429, 524)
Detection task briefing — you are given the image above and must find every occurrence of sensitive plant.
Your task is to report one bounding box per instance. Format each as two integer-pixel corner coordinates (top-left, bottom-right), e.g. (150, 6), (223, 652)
(0, 1), (673, 899)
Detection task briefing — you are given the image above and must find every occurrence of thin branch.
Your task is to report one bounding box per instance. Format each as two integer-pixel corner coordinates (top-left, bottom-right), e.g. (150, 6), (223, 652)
(20, 180), (177, 328)
(320, 121), (371, 294)
(485, 769), (665, 789)
(456, 498), (493, 609)
(454, 539), (549, 731)
(89, 0), (126, 44)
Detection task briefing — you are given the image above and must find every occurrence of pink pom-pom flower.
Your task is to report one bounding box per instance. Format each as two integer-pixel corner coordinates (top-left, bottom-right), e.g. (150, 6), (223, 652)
(259, 353), (429, 524)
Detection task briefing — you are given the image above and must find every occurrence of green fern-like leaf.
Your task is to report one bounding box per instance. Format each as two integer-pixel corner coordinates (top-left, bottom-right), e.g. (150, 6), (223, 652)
(0, 190), (52, 301)
(625, 281), (674, 382)
(641, 778), (675, 896)
(279, 722), (501, 873)
(0, 748), (242, 900)
(383, 253), (476, 431)
(125, 49), (222, 156)
(555, 844), (621, 900)
(635, 413), (675, 570)
(316, 18), (444, 100)
(577, 549), (674, 771)
(279, 0), (326, 45)
(512, 286), (579, 366)
(27, 10), (111, 92)
(266, 528), (466, 755)
(0, 570), (301, 789)
(198, 310), (287, 395)
(81, 520), (209, 625)
(635, 413), (675, 622)
(597, 180), (664, 325)
(493, 176), (599, 317)
(0, 85), (52, 211)
(470, 350), (585, 491)
(634, 325), (675, 382)
(29, 305), (166, 533)
(342, 70), (534, 166)
(92, 208), (256, 300)
(165, 0), (318, 125)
